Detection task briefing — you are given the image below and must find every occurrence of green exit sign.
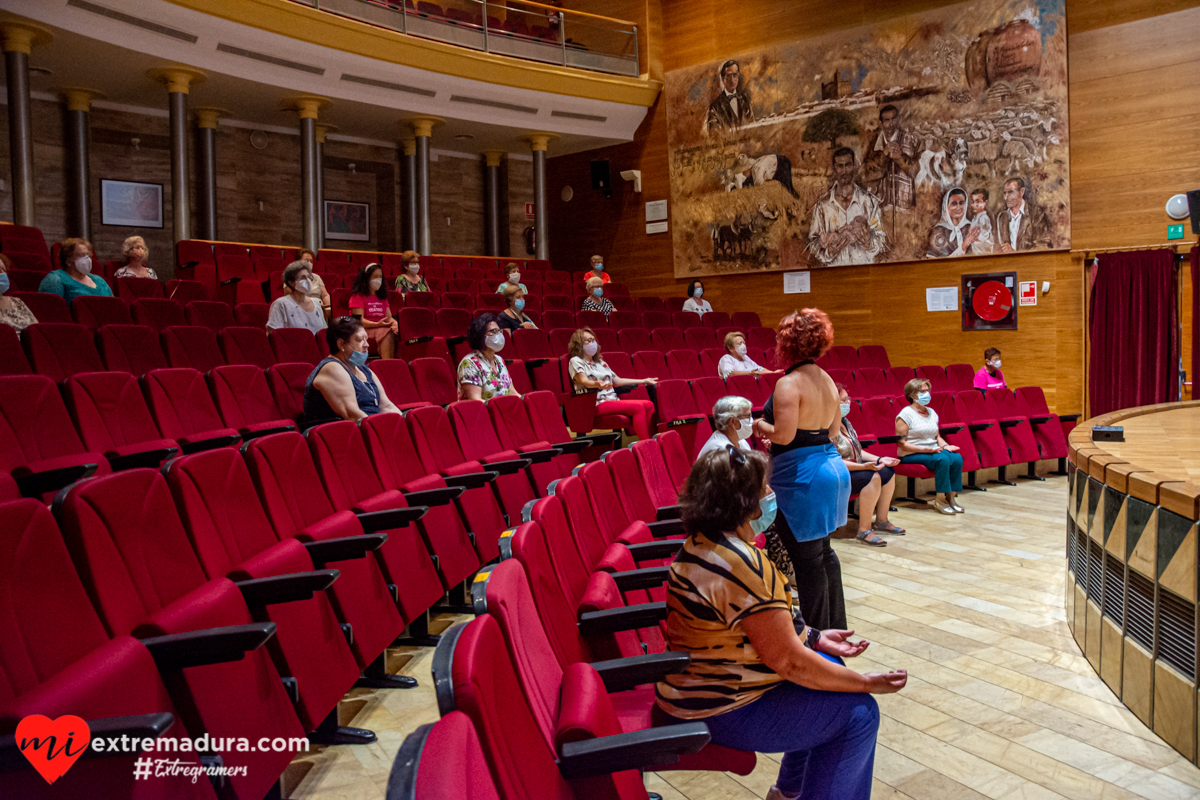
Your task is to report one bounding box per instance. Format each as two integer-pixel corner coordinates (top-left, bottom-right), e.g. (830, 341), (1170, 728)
(1168, 224), (1185, 240)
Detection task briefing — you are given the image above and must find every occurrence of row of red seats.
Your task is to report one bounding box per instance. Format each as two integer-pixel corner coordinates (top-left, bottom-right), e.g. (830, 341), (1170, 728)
(176, 238), (552, 273)
(843, 389), (1076, 499)
(0, 390), (638, 796)
(390, 432), (750, 798)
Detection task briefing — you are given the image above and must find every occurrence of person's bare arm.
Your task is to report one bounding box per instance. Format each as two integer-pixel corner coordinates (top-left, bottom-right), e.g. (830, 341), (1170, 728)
(460, 383), (483, 401)
(895, 416), (937, 456)
(312, 363), (367, 421)
(761, 375), (800, 445)
(372, 372), (401, 415)
(741, 609), (906, 694)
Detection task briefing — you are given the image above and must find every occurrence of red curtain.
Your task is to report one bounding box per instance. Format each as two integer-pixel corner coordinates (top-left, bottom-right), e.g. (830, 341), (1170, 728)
(1192, 246), (1199, 401)
(1088, 248), (1178, 417)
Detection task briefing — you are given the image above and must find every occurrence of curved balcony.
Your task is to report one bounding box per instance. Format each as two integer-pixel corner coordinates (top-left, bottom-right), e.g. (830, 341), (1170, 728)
(292, 0), (639, 77)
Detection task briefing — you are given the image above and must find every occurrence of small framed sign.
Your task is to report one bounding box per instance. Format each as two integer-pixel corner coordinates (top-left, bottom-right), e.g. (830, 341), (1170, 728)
(100, 179), (164, 228)
(324, 200), (370, 242)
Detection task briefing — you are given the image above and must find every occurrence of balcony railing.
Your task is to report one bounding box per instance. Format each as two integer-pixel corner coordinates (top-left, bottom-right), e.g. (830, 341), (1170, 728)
(292, 0), (640, 78)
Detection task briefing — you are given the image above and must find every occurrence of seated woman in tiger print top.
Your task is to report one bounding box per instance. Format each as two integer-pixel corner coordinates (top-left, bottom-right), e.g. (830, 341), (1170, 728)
(656, 446), (907, 800)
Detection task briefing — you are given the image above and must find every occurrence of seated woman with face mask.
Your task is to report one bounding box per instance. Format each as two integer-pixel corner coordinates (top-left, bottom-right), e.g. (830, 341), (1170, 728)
(896, 378), (964, 516)
(973, 347), (1006, 390)
(682, 279), (712, 315)
(656, 446), (906, 800)
(303, 316), (401, 426)
(697, 395), (754, 460)
(268, 261), (328, 334)
(457, 313), (520, 401)
(39, 238), (112, 304)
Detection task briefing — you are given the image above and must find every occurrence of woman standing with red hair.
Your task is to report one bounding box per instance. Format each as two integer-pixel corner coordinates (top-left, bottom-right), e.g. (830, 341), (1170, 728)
(753, 308), (850, 630)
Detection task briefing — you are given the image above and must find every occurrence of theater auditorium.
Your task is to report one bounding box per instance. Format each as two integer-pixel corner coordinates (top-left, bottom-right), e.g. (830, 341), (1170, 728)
(0, 0), (1199, 798)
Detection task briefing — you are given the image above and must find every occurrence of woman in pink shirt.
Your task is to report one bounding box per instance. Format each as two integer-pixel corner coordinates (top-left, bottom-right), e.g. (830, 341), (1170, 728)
(973, 347), (1006, 390)
(348, 262), (398, 359)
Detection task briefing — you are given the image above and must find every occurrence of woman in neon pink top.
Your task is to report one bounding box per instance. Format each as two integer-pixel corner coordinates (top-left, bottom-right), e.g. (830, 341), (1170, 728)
(348, 262), (398, 359)
(973, 347), (1006, 390)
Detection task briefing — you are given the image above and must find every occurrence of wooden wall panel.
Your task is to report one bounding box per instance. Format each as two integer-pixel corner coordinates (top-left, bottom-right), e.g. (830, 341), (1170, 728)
(546, 0), (1200, 415)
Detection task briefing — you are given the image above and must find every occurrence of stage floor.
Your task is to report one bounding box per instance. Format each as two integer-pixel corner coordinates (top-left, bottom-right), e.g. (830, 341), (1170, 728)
(1099, 407), (1200, 483)
(285, 473), (1200, 800)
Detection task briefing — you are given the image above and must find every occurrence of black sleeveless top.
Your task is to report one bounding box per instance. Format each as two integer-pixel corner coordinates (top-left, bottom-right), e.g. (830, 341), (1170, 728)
(302, 357), (381, 426)
(761, 360), (832, 456)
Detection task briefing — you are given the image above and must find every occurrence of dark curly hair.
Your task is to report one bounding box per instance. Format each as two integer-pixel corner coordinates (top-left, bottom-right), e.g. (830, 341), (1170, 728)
(325, 316), (364, 354)
(349, 262), (387, 300)
(775, 308), (833, 368)
(679, 446), (771, 543)
(467, 313), (499, 352)
(686, 280), (704, 298)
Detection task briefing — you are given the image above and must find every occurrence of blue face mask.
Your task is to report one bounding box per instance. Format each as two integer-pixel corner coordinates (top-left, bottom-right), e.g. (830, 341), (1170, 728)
(840, 402), (851, 417)
(593, 287), (603, 298)
(750, 492), (777, 535)
(348, 349), (369, 368)
(514, 298), (526, 312)
(0, 273), (8, 296)
(916, 391), (932, 406)
(693, 287), (703, 298)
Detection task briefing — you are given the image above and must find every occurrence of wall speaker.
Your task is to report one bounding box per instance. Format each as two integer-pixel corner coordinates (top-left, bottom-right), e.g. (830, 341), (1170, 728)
(1187, 189), (1200, 234)
(590, 160), (611, 195)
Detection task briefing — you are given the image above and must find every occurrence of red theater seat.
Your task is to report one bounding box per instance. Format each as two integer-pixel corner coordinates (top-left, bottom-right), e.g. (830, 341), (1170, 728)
(185, 300), (237, 332)
(141, 368), (242, 453)
(165, 278), (209, 303)
(218, 325), (276, 368)
(131, 297), (185, 330)
(96, 324), (169, 375)
(234, 302), (271, 328)
(71, 295), (133, 328)
(206, 364), (296, 439)
(0, 324), (31, 375)
(22, 322), (105, 380)
(265, 362), (312, 422)
(269, 327), (323, 366)
(161, 325), (225, 371)
(10, 291), (71, 323)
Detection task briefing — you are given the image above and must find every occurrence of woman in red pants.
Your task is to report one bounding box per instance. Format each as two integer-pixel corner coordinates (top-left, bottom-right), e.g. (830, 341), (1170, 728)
(567, 328), (658, 439)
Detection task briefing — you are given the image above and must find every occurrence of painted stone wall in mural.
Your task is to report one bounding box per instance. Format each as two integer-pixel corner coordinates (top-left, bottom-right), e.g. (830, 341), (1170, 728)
(664, 0), (1069, 277)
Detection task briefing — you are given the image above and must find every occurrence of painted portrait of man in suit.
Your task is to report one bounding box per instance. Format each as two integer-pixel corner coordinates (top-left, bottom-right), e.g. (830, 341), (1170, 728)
(996, 177), (1048, 252)
(703, 59), (754, 136)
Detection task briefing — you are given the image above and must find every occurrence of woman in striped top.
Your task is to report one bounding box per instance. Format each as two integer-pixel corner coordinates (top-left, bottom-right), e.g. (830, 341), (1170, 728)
(657, 446), (907, 800)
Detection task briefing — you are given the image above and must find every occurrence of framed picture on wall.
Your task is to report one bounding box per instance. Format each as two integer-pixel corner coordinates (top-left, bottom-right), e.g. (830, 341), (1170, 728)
(100, 179), (164, 228)
(324, 200), (370, 242)
(961, 271), (1018, 331)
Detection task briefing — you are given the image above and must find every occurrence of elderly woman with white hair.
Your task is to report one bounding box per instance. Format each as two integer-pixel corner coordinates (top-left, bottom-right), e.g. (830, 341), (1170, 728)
(697, 395), (754, 460)
(112, 235), (158, 280)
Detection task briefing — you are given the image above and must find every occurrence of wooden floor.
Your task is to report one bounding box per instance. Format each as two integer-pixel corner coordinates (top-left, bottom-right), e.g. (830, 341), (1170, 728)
(287, 473), (1200, 800)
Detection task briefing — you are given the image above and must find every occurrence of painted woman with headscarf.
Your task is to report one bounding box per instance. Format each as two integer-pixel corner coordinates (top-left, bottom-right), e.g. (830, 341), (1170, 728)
(925, 187), (980, 258)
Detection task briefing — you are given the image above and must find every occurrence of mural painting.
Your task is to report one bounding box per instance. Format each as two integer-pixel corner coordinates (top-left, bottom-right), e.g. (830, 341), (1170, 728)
(664, 0), (1069, 277)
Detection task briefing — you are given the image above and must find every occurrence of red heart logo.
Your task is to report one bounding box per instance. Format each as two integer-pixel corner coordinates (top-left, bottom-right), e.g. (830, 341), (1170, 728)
(16, 715), (91, 785)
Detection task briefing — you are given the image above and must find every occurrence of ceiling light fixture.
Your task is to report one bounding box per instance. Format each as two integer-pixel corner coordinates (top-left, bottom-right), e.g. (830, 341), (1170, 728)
(454, 134), (474, 141)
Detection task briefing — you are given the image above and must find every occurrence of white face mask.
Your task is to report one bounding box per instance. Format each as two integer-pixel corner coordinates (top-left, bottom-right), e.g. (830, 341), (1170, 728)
(369, 278), (382, 292)
(486, 332), (505, 352)
(991, 359), (1001, 368)
(296, 278), (312, 293)
(583, 341), (598, 357)
(408, 263), (420, 274)
(74, 255), (92, 275)
(509, 272), (521, 283)
(735, 343), (747, 357)
(735, 417), (753, 439)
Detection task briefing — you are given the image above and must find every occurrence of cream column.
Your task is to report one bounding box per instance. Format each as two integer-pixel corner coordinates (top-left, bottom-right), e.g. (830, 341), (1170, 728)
(62, 88), (102, 241)
(482, 150), (504, 257)
(523, 133), (558, 261)
(401, 137), (417, 251)
(148, 67), (206, 243)
(409, 117), (443, 256)
(1, 21), (52, 227)
(194, 107), (227, 241)
(283, 96), (332, 254)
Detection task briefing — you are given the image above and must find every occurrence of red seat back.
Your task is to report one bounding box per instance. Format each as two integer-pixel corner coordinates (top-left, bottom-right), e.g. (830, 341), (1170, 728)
(0, 324), (31, 375)
(207, 364), (288, 429)
(96, 324), (169, 375)
(218, 326), (276, 368)
(234, 302), (271, 328)
(62, 371), (169, 453)
(71, 295), (133, 329)
(130, 297), (185, 331)
(185, 300), (236, 332)
(410, 357), (458, 406)
(0, 374), (96, 472)
(115, 276), (164, 301)
(22, 322), (104, 381)
(141, 368), (234, 439)
(265, 362), (313, 423)
(650, 327), (684, 353)
(269, 327), (324, 366)
(161, 325), (225, 372)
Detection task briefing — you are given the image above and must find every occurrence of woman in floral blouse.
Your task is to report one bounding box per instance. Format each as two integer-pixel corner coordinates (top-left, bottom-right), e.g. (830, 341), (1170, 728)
(457, 313), (519, 401)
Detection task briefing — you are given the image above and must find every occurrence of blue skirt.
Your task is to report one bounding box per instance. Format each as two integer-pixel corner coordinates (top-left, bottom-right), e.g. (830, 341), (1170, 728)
(769, 443), (850, 543)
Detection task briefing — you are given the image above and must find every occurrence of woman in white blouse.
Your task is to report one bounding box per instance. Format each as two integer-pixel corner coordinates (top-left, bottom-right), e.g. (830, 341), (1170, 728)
(682, 280), (712, 315)
(267, 261), (328, 335)
(696, 395), (754, 460)
(718, 331), (774, 379)
(567, 327), (657, 440)
(895, 378), (963, 516)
